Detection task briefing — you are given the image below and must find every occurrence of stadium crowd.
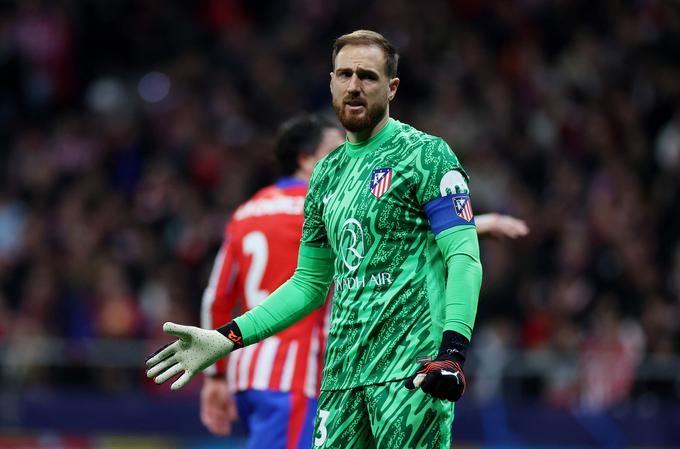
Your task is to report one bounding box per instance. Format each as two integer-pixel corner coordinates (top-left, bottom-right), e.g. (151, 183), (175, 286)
(1, 0), (679, 411)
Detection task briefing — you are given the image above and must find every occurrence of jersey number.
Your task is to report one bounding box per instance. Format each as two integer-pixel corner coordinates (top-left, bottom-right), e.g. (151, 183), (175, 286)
(242, 231), (270, 309)
(314, 409), (330, 446)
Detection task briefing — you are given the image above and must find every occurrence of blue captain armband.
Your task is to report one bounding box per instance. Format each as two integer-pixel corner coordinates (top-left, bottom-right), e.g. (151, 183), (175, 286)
(423, 193), (475, 236)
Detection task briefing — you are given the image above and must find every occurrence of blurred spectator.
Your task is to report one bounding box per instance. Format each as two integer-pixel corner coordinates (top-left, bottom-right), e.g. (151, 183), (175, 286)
(577, 296), (644, 411)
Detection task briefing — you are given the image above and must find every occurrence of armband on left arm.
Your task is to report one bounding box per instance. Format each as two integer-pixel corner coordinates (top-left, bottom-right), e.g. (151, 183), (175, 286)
(424, 193), (475, 236)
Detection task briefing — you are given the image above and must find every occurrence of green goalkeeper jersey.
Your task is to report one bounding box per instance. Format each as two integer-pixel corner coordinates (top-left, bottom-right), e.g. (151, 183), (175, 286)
(301, 118), (477, 391)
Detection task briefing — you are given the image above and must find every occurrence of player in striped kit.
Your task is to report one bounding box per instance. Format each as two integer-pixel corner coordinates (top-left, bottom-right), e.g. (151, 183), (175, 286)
(199, 114), (345, 449)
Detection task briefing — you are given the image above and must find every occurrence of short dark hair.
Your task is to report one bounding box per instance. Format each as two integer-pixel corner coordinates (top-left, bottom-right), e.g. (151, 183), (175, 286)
(275, 114), (337, 176)
(332, 30), (399, 78)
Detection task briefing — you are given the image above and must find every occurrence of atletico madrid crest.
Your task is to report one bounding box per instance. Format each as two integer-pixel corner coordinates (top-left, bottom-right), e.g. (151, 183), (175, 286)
(453, 196), (474, 222)
(370, 168), (392, 198)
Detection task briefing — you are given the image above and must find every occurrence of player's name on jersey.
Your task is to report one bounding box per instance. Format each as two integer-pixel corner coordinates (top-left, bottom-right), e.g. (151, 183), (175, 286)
(233, 196), (305, 220)
(333, 272), (393, 292)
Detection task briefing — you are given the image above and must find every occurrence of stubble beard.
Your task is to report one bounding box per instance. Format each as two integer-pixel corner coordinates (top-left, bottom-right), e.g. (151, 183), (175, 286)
(333, 96), (388, 134)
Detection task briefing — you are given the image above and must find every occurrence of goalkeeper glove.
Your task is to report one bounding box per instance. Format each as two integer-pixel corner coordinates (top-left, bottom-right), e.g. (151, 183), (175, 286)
(404, 330), (468, 402)
(146, 321), (243, 391)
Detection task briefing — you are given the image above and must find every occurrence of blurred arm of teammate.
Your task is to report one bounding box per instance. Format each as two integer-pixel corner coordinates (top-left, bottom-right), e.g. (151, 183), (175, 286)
(146, 244), (334, 390)
(475, 213), (529, 239)
(199, 234), (240, 435)
(201, 376), (238, 436)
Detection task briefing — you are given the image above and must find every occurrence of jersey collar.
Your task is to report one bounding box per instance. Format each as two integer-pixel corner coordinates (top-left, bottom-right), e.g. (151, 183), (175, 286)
(345, 118), (398, 157)
(275, 177), (308, 188)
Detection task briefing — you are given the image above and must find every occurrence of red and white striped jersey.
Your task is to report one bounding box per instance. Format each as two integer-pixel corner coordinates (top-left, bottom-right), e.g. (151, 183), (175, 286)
(201, 178), (329, 399)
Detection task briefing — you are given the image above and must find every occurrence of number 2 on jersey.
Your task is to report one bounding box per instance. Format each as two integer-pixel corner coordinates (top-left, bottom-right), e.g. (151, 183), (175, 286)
(242, 231), (270, 308)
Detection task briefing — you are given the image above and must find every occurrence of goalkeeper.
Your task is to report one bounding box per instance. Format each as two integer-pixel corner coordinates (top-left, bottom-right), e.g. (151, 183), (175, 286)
(148, 29), (484, 448)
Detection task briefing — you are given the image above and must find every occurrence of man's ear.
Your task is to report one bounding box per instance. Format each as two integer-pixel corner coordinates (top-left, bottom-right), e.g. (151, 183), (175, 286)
(388, 77), (400, 101)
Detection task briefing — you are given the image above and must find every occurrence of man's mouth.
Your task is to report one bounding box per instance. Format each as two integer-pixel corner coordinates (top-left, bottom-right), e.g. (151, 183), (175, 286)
(344, 100), (366, 111)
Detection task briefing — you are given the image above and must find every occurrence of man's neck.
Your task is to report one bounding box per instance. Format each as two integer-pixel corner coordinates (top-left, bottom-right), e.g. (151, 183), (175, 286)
(291, 171), (310, 182)
(347, 114), (390, 143)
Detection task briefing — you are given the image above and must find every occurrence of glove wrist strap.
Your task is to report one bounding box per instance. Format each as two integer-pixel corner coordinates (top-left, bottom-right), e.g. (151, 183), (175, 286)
(216, 321), (245, 350)
(438, 330), (469, 365)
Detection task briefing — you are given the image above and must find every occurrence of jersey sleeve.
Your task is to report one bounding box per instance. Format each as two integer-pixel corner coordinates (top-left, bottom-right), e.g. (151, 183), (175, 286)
(414, 138), (475, 236)
(436, 226), (482, 340)
(201, 225), (239, 376)
(300, 160), (330, 248)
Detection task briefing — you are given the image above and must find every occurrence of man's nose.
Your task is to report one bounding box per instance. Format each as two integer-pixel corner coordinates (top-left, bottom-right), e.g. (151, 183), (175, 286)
(347, 74), (361, 93)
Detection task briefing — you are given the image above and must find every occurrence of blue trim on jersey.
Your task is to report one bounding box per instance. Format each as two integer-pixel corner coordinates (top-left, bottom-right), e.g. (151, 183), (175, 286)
(275, 177), (308, 188)
(424, 193), (475, 236)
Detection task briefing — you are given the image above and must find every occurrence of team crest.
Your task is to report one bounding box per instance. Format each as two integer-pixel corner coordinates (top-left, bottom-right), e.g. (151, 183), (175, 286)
(453, 196), (474, 222)
(370, 168), (392, 198)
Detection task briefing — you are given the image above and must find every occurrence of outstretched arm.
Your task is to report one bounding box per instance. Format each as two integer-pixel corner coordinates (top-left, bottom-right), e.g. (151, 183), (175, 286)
(234, 245), (333, 344)
(146, 245), (334, 390)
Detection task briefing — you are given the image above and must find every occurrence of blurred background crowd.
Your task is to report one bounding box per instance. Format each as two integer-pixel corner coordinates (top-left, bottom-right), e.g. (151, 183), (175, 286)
(1, 0), (679, 418)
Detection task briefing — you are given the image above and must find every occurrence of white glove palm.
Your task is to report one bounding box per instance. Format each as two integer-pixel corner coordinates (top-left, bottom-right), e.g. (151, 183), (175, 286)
(146, 322), (234, 391)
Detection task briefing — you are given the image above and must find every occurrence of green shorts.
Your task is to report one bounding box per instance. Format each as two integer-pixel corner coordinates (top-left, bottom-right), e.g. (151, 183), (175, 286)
(311, 380), (455, 449)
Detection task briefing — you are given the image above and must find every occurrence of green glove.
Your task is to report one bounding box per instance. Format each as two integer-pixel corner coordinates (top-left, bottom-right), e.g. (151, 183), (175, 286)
(145, 322), (234, 391)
